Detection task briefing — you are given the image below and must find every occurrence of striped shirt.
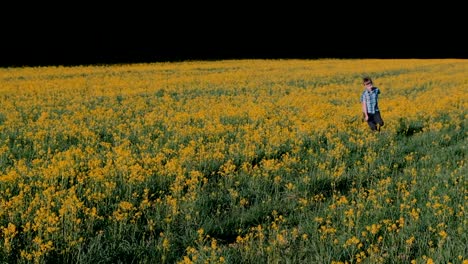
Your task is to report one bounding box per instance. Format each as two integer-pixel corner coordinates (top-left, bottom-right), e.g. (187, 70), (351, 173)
(360, 87), (380, 114)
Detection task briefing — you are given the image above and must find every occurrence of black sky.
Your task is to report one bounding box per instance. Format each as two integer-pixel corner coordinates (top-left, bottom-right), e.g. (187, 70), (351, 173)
(2, 3), (466, 67)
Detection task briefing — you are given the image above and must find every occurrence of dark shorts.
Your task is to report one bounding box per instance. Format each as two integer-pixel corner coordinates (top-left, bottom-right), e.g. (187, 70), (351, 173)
(367, 112), (384, 131)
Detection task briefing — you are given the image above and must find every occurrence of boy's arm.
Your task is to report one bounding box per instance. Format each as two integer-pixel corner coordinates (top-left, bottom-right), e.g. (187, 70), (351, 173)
(361, 101), (368, 120)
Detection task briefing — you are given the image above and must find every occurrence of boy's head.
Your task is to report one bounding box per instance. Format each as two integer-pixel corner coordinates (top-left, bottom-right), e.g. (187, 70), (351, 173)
(363, 77), (373, 87)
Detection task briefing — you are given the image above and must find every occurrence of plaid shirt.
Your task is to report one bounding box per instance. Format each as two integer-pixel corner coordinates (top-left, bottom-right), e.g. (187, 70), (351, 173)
(360, 87), (380, 114)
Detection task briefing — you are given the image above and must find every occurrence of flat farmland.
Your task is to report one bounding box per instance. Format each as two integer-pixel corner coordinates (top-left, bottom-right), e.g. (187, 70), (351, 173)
(0, 59), (466, 263)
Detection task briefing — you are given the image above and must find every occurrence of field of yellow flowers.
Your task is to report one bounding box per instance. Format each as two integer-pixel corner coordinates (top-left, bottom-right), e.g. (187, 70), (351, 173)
(0, 59), (466, 263)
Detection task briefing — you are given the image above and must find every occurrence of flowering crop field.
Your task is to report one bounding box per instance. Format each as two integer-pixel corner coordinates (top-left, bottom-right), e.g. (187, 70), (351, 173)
(0, 59), (466, 264)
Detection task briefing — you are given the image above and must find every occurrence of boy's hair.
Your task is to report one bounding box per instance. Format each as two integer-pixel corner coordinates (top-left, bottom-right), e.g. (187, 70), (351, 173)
(363, 77), (373, 84)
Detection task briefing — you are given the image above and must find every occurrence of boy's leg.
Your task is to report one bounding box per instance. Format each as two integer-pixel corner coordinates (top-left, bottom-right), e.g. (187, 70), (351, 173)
(374, 111), (384, 127)
(373, 112), (384, 131)
(367, 114), (377, 131)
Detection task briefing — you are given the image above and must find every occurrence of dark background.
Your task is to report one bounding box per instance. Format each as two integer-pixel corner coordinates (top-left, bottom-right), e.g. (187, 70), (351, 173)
(2, 3), (466, 67)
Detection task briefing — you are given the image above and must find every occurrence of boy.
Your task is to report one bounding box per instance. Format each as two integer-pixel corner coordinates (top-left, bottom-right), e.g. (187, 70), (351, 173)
(360, 77), (384, 131)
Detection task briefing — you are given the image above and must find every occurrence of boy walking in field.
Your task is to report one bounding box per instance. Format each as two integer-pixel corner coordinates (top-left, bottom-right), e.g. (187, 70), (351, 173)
(360, 77), (384, 131)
